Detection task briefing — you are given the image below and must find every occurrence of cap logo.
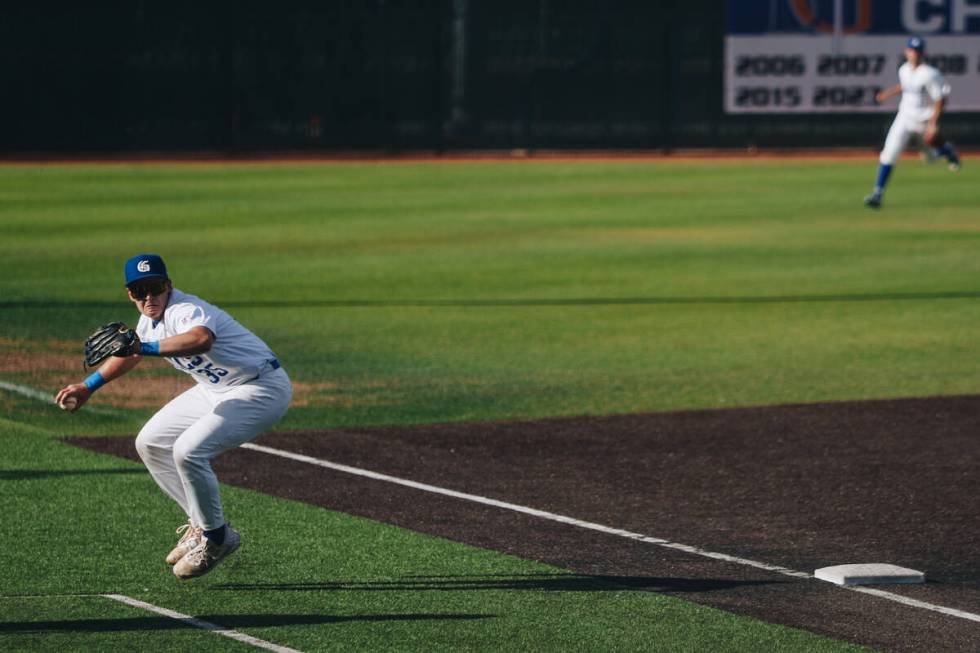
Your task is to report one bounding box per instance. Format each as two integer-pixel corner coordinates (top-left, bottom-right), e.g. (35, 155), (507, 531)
(137, 260), (151, 273)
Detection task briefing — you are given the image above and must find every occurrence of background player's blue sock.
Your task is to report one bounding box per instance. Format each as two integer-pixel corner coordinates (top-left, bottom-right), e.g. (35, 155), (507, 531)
(204, 525), (226, 545)
(935, 143), (955, 161)
(874, 164), (892, 193)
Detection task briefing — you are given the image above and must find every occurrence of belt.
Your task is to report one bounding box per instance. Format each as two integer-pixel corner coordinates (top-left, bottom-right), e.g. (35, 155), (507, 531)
(247, 359), (281, 383)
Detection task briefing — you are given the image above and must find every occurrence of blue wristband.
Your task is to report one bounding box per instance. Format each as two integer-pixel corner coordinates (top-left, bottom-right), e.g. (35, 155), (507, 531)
(139, 341), (161, 356)
(84, 371), (107, 392)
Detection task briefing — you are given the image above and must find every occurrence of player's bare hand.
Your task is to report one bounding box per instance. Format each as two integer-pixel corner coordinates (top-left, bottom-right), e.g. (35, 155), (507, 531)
(55, 384), (92, 413)
(874, 84), (901, 104)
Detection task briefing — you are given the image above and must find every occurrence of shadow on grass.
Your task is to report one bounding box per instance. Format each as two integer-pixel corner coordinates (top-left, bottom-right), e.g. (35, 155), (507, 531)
(0, 612), (490, 633)
(0, 468), (143, 481)
(213, 572), (782, 594)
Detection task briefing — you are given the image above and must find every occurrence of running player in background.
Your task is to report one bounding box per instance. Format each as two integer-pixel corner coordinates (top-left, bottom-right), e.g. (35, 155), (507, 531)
(864, 36), (960, 209)
(55, 254), (292, 579)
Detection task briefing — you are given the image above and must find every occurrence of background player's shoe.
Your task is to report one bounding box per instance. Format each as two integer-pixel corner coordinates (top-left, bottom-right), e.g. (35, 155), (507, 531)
(863, 192), (882, 209)
(173, 524), (241, 579)
(166, 520), (202, 565)
(941, 142), (960, 171)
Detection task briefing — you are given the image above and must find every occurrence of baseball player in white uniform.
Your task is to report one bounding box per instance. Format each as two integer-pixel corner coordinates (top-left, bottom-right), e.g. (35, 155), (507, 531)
(55, 254), (292, 579)
(864, 36), (960, 209)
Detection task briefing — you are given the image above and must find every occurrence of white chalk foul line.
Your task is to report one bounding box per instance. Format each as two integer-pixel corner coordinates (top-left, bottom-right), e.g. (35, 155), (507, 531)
(7, 376), (978, 627)
(102, 594), (303, 653)
(241, 442), (980, 625)
(0, 380), (55, 403)
(242, 443), (807, 577)
(0, 380), (122, 417)
(845, 586), (980, 624)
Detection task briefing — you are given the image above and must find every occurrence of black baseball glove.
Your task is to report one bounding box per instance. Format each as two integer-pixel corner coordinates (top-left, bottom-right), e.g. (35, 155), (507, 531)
(84, 322), (141, 368)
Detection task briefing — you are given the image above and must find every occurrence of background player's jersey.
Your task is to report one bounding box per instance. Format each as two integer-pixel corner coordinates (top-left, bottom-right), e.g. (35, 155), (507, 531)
(897, 63), (949, 124)
(136, 288), (279, 391)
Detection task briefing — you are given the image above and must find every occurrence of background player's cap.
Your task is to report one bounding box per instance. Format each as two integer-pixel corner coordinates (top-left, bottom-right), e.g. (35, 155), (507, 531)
(906, 36), (925, 51)
(125, 253), (169, 286)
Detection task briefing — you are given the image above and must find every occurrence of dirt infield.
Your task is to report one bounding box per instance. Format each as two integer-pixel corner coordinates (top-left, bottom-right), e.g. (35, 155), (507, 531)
(69, 395), (980, 652)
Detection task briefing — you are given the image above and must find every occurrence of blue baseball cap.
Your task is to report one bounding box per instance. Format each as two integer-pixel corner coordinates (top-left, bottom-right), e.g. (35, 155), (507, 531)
(907, 36), (925, 51)
(124, 253), (169, 287)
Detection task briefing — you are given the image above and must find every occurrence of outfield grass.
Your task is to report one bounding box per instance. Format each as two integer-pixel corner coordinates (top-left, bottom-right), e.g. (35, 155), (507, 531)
(2, 160), (977, 431)
(1, 158), (975, 651)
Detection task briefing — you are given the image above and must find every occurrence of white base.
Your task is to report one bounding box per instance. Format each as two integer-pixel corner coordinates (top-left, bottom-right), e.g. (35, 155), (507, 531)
(814, 563), (925, 586)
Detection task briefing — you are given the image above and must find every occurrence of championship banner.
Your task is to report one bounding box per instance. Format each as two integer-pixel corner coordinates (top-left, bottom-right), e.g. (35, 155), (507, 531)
(725, 0), (980, 113)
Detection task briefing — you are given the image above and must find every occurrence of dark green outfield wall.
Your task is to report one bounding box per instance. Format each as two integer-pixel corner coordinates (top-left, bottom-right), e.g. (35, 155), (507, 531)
(3, 0), (978, 153)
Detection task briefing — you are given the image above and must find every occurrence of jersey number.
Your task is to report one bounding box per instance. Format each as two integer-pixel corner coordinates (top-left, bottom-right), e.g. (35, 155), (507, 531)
(178, 355), (229, 384)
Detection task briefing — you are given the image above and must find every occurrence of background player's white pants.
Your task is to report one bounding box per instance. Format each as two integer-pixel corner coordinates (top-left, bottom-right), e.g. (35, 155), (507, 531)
(880, 114), (926, 165)
(135, 368), (292, 531)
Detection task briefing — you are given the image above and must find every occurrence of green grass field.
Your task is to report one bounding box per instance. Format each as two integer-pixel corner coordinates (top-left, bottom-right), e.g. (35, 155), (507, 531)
(1, 157), (976, 651)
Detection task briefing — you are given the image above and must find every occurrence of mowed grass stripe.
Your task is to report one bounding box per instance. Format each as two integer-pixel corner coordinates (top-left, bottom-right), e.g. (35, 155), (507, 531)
(2, 157), (976, 433)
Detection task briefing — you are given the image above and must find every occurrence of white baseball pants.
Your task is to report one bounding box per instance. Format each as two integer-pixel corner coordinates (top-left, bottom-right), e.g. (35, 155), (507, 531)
(134, 367), (292, 531)
(879, 115), (927, 165)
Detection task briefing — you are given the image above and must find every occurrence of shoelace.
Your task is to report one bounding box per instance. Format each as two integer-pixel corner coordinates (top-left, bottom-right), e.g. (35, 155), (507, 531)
(184, 540), (222, 567)
(175, 522), (201, 546)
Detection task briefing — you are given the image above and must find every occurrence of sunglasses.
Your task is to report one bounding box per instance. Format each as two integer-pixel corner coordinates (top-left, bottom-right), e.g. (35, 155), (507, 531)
(128, 279), (168, 299)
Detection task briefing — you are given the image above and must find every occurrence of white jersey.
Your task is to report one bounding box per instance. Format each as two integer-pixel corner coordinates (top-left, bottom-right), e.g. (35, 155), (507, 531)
(896, 62), (949, 124)
(136, 288), (279, 391)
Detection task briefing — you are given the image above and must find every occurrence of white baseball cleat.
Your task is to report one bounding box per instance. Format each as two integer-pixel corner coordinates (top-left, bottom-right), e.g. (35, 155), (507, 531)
(166, 520), (203, 565)
(173, 524), (241, 579)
